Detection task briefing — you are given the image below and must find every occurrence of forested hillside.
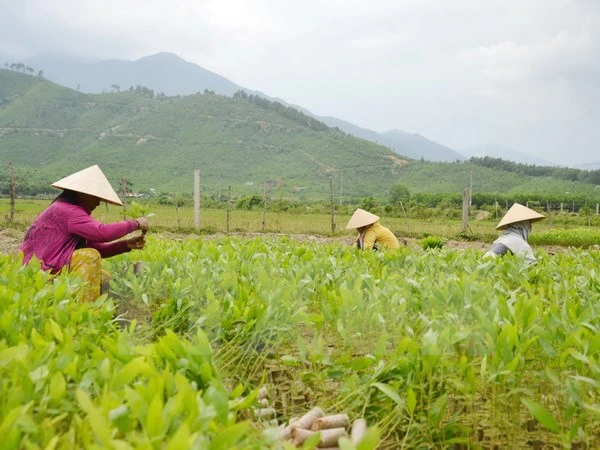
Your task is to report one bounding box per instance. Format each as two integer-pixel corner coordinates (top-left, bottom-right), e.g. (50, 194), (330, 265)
(1, 69), (599, 205)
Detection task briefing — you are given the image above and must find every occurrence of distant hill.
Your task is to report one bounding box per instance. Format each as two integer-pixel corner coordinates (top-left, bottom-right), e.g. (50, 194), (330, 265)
(12, 53), (463, 162)
(22, 52), (245, 96)
(1, 69), (598, 204)
(0, 69), (409, 199)
(319, 117), (463, 162)
(461, 143), (559, 166)
(381, 129), (464, 162)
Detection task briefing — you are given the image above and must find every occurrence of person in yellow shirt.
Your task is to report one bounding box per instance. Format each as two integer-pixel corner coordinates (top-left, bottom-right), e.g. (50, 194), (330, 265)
(346, 208), (400, 250)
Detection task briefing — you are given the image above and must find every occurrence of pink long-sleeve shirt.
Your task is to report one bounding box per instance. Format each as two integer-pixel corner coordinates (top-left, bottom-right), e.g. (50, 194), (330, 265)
(20, 199), (139, 273)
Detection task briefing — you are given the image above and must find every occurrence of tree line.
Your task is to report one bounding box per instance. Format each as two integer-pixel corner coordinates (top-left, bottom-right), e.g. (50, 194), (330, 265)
(470, 156), (600, 185)
(2, 62), (43, 78)
(233, 90), (330, 132)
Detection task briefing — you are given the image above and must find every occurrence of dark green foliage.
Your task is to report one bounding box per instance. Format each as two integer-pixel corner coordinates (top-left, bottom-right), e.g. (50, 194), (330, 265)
(233, 90), (329, 131)
(360, 196), (378, 211)
(470, 156), (600, 185)
(236, 195), (264, 209)
(389, 183), (411, 204)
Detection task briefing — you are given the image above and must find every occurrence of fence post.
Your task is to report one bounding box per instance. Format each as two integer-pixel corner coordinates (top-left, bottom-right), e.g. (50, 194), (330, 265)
(120, 176), (127, 219)
(329, 177), (336, 233)
(461, 187), (469, 232)
(8, 162), (15, 222)
(339, 169), (344, 204)
(261, 180), (267, 233)
(193, 169), (200, 230)
(596, 203), (599, 215)
(227, 185), (231, 233)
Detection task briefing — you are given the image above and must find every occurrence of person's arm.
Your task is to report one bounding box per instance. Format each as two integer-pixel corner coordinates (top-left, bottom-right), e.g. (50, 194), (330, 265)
(88, 240), (131, 258)
(67, 207), (139, 243)
(89, 233), (147, 258)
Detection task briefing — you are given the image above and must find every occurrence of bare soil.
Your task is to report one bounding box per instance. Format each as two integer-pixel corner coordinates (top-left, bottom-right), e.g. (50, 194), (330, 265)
(0, 227), (569, 256)
(0, 227), (23, 255)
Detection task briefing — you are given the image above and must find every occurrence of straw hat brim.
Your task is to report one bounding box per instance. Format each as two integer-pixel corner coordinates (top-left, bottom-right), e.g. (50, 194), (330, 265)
(346, 208), (380, 229)
(496, 203), (545, 230)
(51, 165), (123, 206)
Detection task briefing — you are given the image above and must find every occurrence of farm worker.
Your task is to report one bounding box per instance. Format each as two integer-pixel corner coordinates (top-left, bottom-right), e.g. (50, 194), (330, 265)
(346, 208), (400, 250)
(484, 203), (545, 264)
(19, 165), (149, 302)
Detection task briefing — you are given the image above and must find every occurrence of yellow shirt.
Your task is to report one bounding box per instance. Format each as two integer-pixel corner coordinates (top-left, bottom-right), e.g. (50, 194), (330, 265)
(361, 222), (400, 250)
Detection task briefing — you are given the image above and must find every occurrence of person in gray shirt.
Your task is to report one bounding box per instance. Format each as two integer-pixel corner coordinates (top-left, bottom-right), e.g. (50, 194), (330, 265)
(485, 203), (545, 264)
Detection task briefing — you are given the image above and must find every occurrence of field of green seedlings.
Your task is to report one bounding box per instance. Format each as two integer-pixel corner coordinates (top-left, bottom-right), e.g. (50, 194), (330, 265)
(2, 234), (600, 448)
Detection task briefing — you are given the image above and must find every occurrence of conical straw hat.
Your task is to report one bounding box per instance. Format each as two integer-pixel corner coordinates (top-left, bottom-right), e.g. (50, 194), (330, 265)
(496, 203), (545, 230)
(51, 165), (123, 206)
(346, 208), (380, 229)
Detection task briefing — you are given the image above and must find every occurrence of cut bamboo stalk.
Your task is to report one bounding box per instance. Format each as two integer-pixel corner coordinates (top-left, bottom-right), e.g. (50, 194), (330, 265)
(292, 427), (348, 447)
(311, 413), (349, 431)
(278, 425), (293, 441)
(258, 386), (269, 400)
(291, 428), (315, 446)
(133, 261), (144, 275)
(317, 427), (347, 447)
(254, 407), (276, 418)
(293, 406), (324, 429)
(351, 419), (367, 444)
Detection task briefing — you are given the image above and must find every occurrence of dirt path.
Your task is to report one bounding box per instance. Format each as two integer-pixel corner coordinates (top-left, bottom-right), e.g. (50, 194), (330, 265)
(0, 227), (569, 256)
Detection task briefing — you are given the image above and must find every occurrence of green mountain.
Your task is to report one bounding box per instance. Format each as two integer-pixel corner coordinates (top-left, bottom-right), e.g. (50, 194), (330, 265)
(22, 52), (245, 96)
(0, 69), (409, 200)
(1, 69), (598, 205)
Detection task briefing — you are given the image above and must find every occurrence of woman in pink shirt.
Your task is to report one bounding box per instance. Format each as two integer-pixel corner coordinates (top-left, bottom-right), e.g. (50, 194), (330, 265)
(20, 165), (149, 301)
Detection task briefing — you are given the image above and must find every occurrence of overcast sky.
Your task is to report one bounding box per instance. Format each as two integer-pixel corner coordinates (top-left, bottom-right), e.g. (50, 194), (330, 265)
(1, 0), (599, 166)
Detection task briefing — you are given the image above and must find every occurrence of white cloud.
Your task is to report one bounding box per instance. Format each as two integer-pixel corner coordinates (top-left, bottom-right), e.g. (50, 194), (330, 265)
(1, 0), (599, 164)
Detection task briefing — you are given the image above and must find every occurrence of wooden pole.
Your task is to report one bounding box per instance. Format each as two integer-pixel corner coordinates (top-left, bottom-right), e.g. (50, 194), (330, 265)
(329, 177), (336, 233)
(339, 169), (344, 204)
(8, 162), (15, 222)
(193, 169), (200, 230)
(596, 203), (599, 215)
(261, 180), (267, 233)
(400, 201), (410, 233)
(469, 165), (473, 211)
(226, 185), (231, 233)
(461, 187), (469, 232)
(120, 176), (127, 219)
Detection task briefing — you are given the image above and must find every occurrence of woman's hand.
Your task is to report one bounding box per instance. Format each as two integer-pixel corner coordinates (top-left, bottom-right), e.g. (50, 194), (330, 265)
(135, 217), (149, 235)
(126, 235), (146, 251)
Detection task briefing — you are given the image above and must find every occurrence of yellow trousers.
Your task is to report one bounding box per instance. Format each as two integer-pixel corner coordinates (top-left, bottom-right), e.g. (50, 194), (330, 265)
(69, 248), (110, 302)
